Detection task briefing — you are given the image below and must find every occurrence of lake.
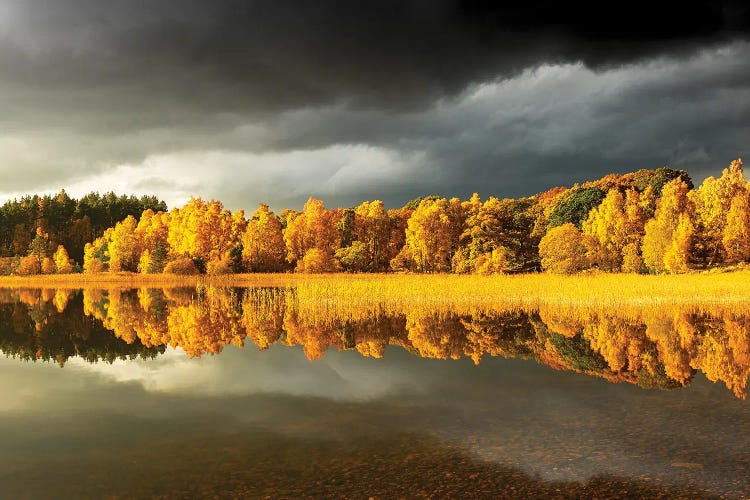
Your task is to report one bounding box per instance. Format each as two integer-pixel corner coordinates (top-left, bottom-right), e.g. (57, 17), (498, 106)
(0, 285), (747, 499)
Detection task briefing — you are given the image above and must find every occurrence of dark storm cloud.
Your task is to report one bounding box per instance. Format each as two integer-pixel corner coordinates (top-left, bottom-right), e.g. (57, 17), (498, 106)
(1, 0), (749, 208)
(3, 0), (750, 126)
(219, 46), (750, 205)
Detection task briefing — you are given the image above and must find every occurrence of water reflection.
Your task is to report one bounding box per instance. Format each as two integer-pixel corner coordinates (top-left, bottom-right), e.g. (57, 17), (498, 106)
(1, 285), (748, 399)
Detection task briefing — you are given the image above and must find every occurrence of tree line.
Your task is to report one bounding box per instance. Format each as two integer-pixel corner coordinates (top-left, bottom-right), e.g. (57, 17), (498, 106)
(0, 191), (166, 275)
(3, 158), (749, 275)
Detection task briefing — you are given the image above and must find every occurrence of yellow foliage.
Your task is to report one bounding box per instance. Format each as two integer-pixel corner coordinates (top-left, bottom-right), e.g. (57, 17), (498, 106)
(163, 257), (200, 275)
(404, 198), (456, 272)
(206, 254), (234, 275)
(53, 289), (70, 313)
(40, 257), (56, 274)
(16, 255), (41, 275)
(167, 198), (243, 263)
(53, 245), (73, 273)
(539, 223), (590, 274)
(354, 200), (391, 271)
(663, 213), (694, 274)
(621, 242), (644, 273)
(693, 158), (746, 265)
(583, 189), (627, 271)
(242, 204), (286, 272)
(108, 216), (140, 272)
(138, 249), (152, 274)
(473, 248), (510, 275)
(284, 197), (340, 269)
(83, 233), (110, 273)
(642, 179), (693, 273)
(723, 193), (750, 264)
(296, 248), (341, 273)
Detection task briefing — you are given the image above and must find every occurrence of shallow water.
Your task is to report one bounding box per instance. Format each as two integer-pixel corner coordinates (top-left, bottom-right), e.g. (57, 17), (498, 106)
(0, 286), (747, 499)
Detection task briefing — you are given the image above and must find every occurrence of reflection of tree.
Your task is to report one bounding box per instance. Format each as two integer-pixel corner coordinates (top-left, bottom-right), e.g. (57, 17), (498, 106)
(0, 291), (164, 365)
(406, 312), (467, 360)
(2, 285), (749, 398)
(461, 312), (537, 365)
(166, 287), (246, 357)
(643, 311), (695, 386)
(283, 308), (341, 360)
(241, 288), (287, 350)
(584, 315), (644, 372)
(693, 315), (750, 399)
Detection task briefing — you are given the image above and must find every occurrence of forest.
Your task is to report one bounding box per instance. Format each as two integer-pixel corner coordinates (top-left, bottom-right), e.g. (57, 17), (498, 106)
(1, 158), (748, 276)
(0, 192), (166, 274)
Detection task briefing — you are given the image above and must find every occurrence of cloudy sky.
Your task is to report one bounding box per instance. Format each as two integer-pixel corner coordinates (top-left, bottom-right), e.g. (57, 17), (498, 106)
(1, 1), (749, 211)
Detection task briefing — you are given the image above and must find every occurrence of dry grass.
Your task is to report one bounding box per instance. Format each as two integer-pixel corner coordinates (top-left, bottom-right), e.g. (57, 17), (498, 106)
(0, 273), (205, 289)
(281, 272), (750, 321)
(1, 271), (748, 311)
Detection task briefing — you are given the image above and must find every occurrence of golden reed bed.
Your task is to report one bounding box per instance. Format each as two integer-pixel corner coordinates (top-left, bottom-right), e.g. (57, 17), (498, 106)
(0, 271), (748, 310)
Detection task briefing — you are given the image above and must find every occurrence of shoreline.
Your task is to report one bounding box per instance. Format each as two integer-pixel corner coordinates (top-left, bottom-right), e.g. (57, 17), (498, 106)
(0, 272), (748, 309)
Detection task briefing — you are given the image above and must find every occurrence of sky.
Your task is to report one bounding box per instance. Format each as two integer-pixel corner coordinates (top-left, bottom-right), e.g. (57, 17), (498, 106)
(1, 1), (749, 211)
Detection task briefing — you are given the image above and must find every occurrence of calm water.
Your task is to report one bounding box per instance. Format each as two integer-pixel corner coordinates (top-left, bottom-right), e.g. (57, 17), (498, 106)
(0, 286), (748, 499)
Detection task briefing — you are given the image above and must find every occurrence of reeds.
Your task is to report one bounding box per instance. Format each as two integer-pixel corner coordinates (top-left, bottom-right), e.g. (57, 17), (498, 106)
(1, 271), (749, 308)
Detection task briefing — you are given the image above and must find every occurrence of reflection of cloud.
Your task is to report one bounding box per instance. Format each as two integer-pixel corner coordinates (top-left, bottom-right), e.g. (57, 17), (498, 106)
(66, 345), (429, 401)
(0, 346), (748, 495)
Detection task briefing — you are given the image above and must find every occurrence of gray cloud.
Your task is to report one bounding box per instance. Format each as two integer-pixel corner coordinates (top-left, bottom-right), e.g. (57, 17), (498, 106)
(53, 43), (746, 211)
(0, 1), (749, 209)
(3, 1), (748, 122)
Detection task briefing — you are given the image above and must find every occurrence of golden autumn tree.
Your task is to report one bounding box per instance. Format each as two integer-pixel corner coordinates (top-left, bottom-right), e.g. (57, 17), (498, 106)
(352, 200), (391, 271)
(206, 253), (234, 275)
(386, 206), (412, 270)
(83, 228), (111, 273)
(691, 158), (746, 266)
(621, 243), (643, 273)
(53, 245), (73, 273)
(460, 194), (539, 273)
(400, 198), (456, 272)
(15, 255), (41, 275)
(450, 193), (482, 273)
(663, 213), (694, 274)
(642, 179), (694, 273)
(284, 197), (340, 273)
(138, 241), (168, 274)
(582, 189), (627, 271)
(241, 204), (286, 272)
(722, 192), (750, 264)
(108, 215), (140, 272)
(138, 249), (152, 274)
(295, 247), (341, 273)
(538, 223), (591, 274)
(473, 248), (511, 275)
(135, 209), (170, 266)
(335, 200), (391, 272)
(621, 188), (647, 273)
(40, 257), (56, 274)
(167, 198), (245, 271)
